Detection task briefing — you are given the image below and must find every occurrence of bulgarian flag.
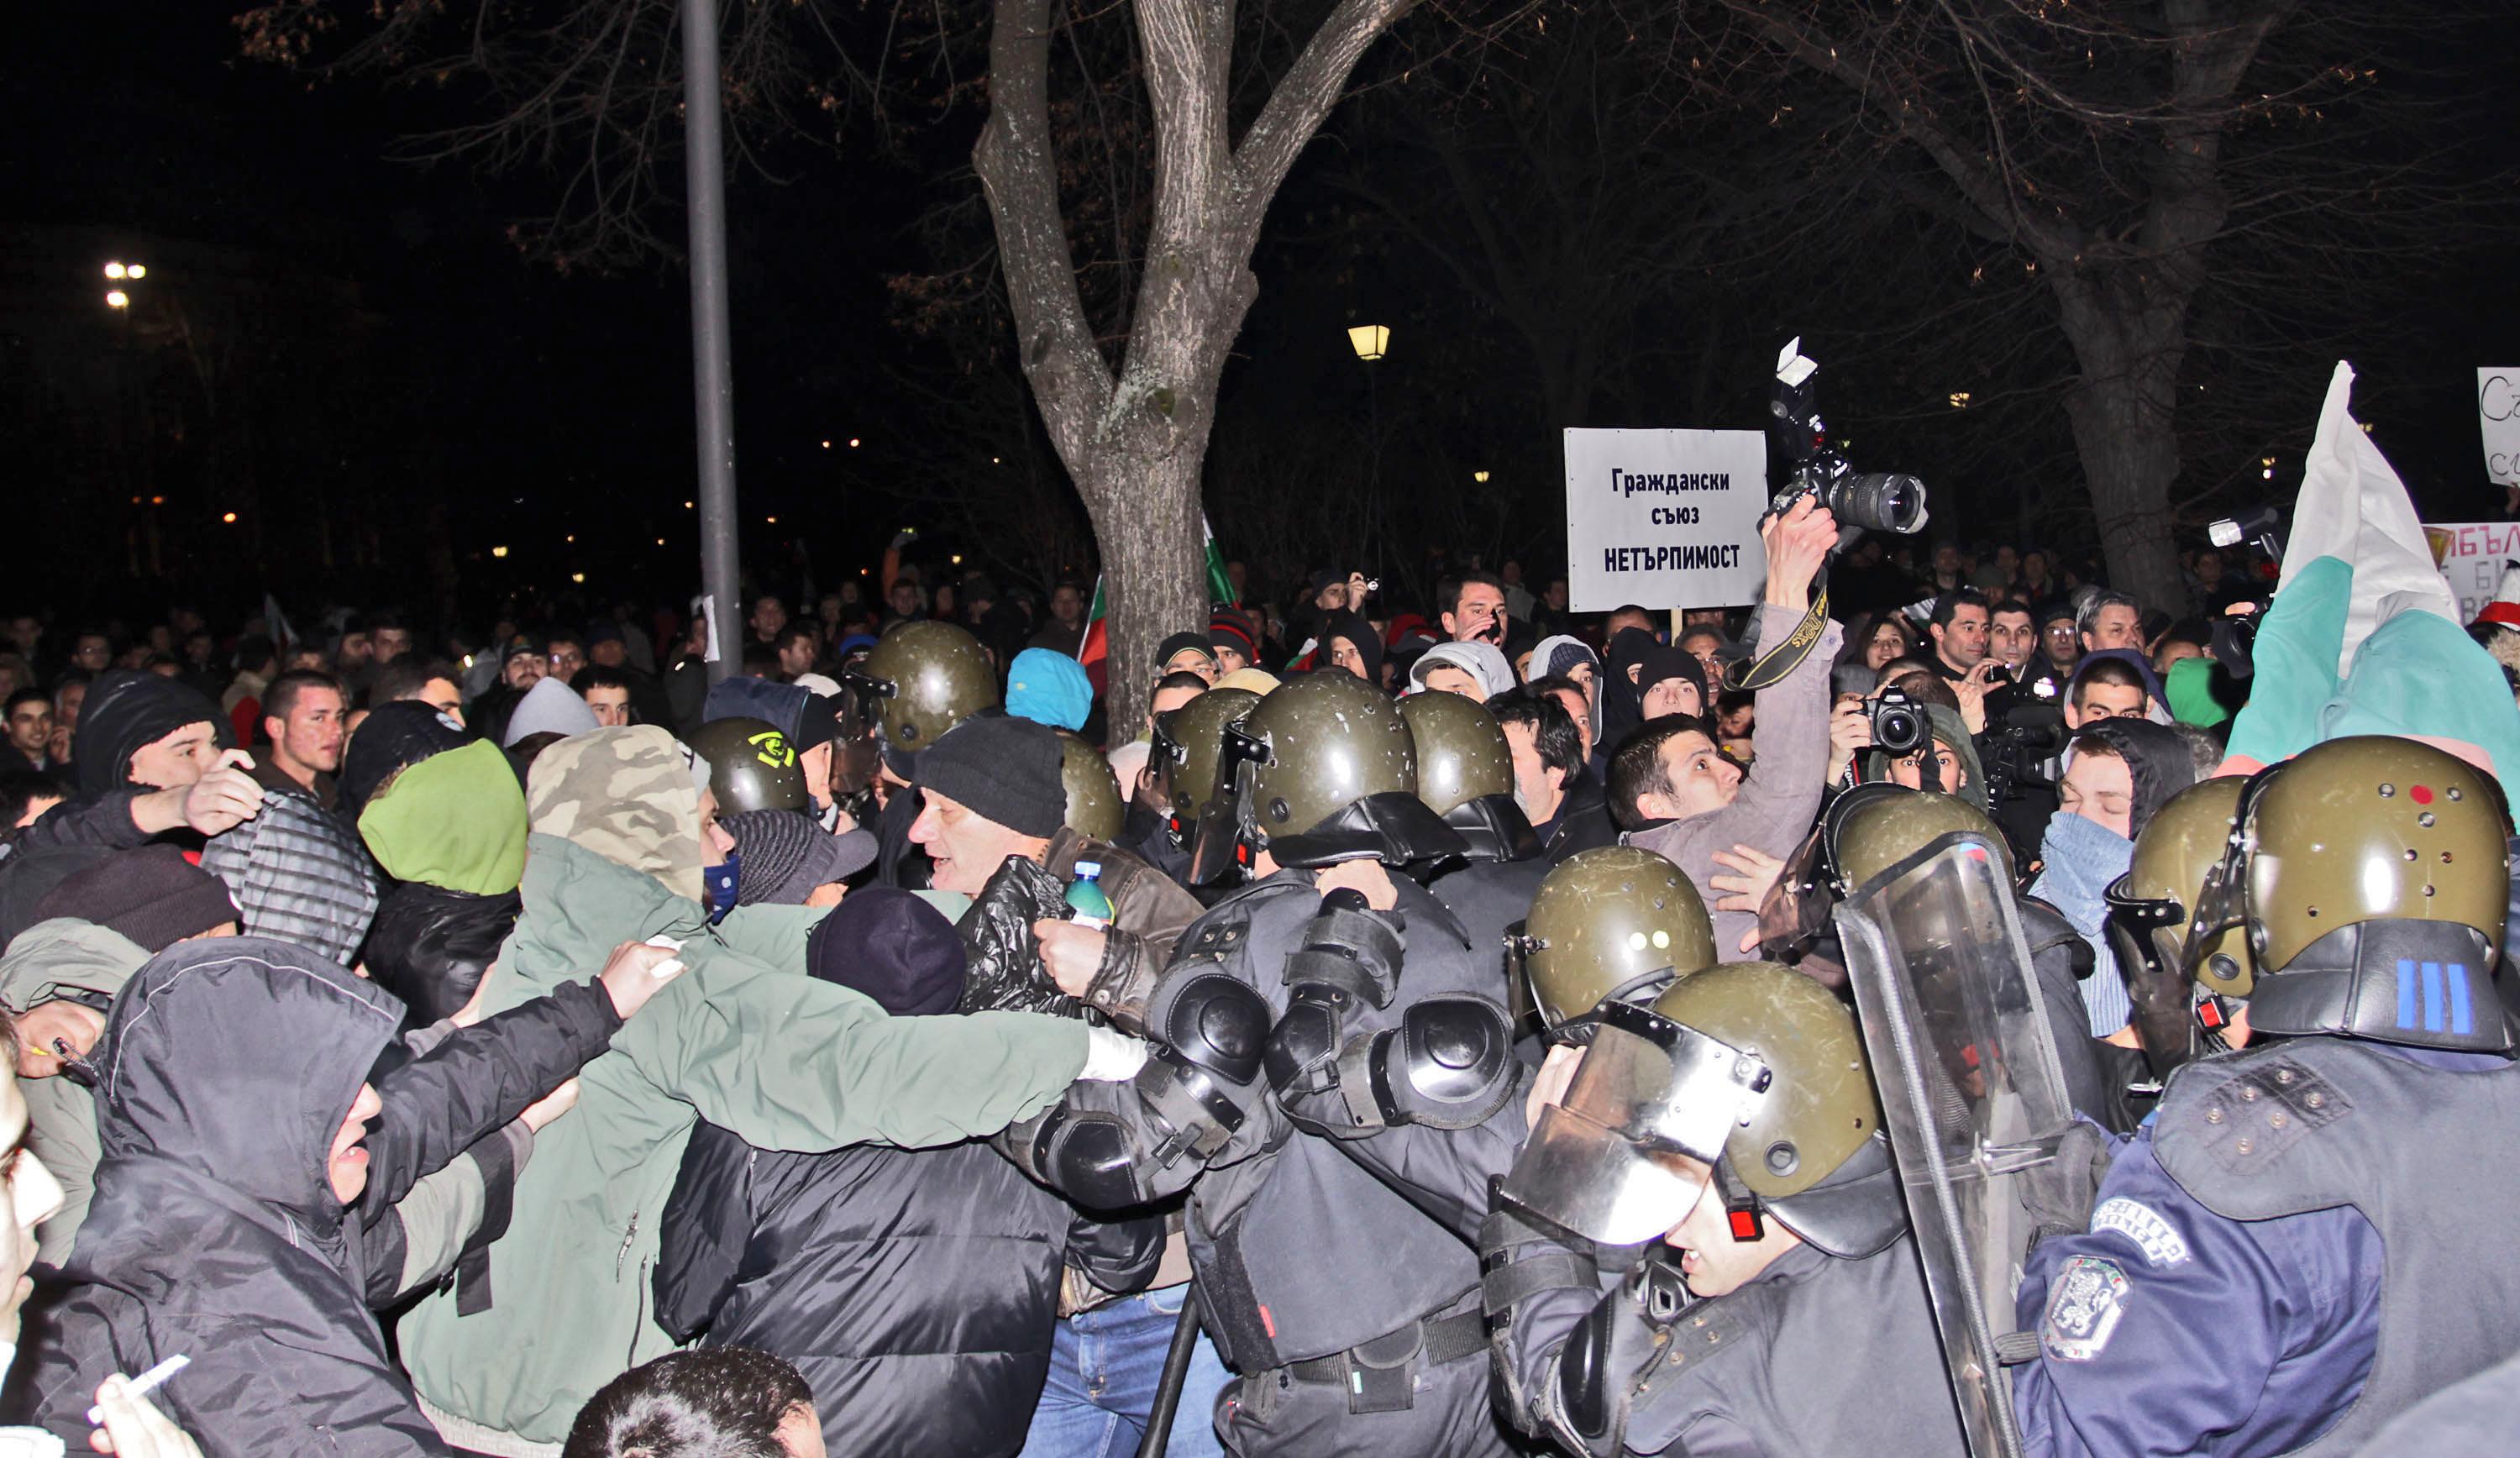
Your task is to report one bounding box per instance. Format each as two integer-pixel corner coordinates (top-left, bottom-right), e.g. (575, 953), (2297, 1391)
(2220, 362), (2520, 815)
(1074, 513), (1236, 679)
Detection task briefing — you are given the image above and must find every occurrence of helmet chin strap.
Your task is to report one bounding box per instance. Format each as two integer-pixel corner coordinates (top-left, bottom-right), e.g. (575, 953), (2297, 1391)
(1714, 1156), (1766, 1243)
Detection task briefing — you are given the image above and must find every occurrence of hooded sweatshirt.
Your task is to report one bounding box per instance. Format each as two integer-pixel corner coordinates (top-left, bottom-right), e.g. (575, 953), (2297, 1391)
(393, 726), (1091, 1453)
(20, 937), (620, 1456)
(0, 918), (149, 1261)
(71, 670), (231, 797)
(499, 677), (601, 748)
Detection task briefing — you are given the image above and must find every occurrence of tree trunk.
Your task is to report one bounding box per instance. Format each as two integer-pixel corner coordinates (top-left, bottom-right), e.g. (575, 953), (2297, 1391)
(2053, 278), (2189, 610)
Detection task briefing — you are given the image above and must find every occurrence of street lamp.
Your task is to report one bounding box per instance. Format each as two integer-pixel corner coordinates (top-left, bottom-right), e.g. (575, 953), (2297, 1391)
(104, 291), (129, 310)
(1347, 323), (1389, 362)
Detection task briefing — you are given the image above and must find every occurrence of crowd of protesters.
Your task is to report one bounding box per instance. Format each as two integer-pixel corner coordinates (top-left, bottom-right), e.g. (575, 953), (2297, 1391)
(0, 471), (2513, 1458)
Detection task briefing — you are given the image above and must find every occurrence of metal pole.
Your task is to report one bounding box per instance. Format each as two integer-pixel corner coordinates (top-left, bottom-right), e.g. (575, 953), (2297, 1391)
(683, 0), (742, 684)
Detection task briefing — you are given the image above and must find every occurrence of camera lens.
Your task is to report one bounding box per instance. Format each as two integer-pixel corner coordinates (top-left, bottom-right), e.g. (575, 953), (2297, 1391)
(1874, 705), (1925, 757)
(1826, 473), (1929, 535)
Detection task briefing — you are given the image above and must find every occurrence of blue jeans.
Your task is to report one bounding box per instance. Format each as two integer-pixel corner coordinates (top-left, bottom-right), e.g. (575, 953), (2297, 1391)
(1020, 1285), (1232, 1458)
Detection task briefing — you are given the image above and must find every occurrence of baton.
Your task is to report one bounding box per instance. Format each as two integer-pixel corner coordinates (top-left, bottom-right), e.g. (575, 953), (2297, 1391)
(1136, 1284), (1204, 1458)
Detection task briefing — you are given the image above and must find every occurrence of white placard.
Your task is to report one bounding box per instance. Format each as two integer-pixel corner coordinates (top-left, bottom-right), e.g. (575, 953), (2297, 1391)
(1564, 428), (1769, 612)
(2481, 370), (2520, 487)
(2423, 521), (2520, 622)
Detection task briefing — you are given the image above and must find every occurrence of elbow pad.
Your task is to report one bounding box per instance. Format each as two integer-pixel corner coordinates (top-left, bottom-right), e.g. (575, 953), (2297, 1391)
(1541, 1298), (1628, 1458)
(1326, 995), (1518, 1133)
(1007, 1098), (1156, 1213)
(1128, 968), (1271, 1170)
(1281, 890), (1404, 1007)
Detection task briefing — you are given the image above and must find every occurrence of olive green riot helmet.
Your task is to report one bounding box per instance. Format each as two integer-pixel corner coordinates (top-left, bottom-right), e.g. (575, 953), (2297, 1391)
(1653, 962), (1881, 1202)
(845, 621), (999, 753)
(1827, 784), (2014, 894)
(1400, 690), (1536, 863)
(1054, 730), (1126, 842)
(1518, 846), (1715, 1032)
(2101, 776), (2247, 1076)
(685, 716), (807, 815)
(1150, 687), (1261, 846)
(1399, 690), (1514, 816)
(1189, 671), (1467, 879)
(2224, 737), (2512, 1051)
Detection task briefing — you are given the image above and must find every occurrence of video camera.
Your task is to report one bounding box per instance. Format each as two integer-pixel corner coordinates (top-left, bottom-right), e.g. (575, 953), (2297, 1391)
(1768, 338), (1930, 538)
(2204, 504), (2288, 678)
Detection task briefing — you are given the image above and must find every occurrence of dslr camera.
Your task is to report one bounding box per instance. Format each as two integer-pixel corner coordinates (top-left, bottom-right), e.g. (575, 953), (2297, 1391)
(1767, 338), (1929, 537)
(1867, 688), (1927, 758)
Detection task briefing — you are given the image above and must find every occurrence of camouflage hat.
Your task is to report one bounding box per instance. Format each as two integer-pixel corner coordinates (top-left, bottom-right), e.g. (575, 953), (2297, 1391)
(527, 725), (706, 904)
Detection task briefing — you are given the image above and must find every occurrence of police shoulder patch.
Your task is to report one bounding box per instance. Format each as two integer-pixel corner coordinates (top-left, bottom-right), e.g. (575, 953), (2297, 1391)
(2041, 1256), (2129, 1363)
(2088, 1197), (2191, 1268)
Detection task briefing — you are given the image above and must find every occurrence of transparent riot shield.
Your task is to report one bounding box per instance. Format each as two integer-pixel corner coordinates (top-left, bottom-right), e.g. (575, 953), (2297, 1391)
(1832, 831), (2073, 1458)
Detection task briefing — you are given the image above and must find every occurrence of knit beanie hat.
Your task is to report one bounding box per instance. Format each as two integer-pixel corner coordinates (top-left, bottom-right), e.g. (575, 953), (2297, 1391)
(805, 886), (965, 1016)
(34, 844), (239, 952)
(1005, 648), (1094, 732)
(724, 810), (877, 905)
(1534, 634), (1599, 684)
(916, 712), (1064, 837)
(1635, 642), (1709, 712)
(1209, 606), (1257, 660)
(73, 669), (231, 796)
(339, 701), (470, 821)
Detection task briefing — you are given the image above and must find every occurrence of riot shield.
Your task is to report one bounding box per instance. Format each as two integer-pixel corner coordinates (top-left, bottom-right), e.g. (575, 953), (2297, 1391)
(1832, 831), (2074, 1458)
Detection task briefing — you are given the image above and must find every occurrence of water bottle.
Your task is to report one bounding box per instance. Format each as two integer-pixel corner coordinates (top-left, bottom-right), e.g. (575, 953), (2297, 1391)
(1064, 859), (1115, 930)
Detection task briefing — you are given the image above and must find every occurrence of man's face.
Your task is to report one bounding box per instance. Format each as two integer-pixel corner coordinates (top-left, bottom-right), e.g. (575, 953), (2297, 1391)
(1679, 632), (1727, 683)
(53, 681), (83, 731)
(372, 627), (412, 664)
(1995, 546), (2019, 574)
(908, 789), (1047, 896)
(586, 685), (632, 727)
(275, 686), (348, 774)
(1641, 731), (1740, 821)
(1421, 665), (1483, 700)
(338, 633), (375, 668)
(4, 618), (35, 655)
(751, 597), (789, 640)
(504, 653), (548, 690)
(1326, 637), (1371, 680)
(1888, 742), (1963, 795)
(2154, 639), (2202, 676)
(800, 740), (833, 807)
(889, 581), (921, 618)
(699, 788), (737, 868)
(1565, 663), (1599, 710)
(778, 635), (818, 679)
(5, 701), (48, 757)
(128, 721), (220, 789)
(590, 637), (627, 668)
(1051, 585), (1084, 627)
(1932, 544), (1961, 576)
(1544, 580), (1569, 612)
(329, 1083), (384, 1204)
(1164, 649), (1219, 686)
(1213, 642), (1249, 675)
(413, 677), (465, 726)
(2058, 748), (2135, 839)
(71, 636), (110, 674)
(1546, 685), (1593, 762)
(2041, 618), (2078, 669)
(2082, 604), (2142, 653)
(1641, 675), (1700, 721)
(1933, 605), (1989, 669)
(2065, 679), (2148, 729)
(0, 1061), (68, 1344)
(1502, 721), (1565, 821)
(2195, 551), (2223, 586)
(549, 642), (588, 681)
(1989, 611), (2037, 670)
(1445, 584), (1507, 644)
(1664, 1161), (1797, 1298)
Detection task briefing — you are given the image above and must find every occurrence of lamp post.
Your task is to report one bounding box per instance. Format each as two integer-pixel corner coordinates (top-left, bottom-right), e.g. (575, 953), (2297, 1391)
(1348, 323), (1389, 572)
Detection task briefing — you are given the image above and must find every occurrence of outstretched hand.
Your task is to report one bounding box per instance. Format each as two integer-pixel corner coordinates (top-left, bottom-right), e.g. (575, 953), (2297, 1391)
(1761, 497), (1840, 613)
(597, 938), (686, 1020)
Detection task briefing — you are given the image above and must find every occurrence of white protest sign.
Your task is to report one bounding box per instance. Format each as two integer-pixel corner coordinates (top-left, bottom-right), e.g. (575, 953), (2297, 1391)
(1564, 428), (1768, 612)
(2481, 370), (2520, 487)
(2423, 521), (2520, 623)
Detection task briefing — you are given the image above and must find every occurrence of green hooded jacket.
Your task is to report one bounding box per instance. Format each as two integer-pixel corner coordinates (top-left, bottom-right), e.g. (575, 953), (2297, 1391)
(394, 726), (1089, 1451)
(0, 918), (150, 1263)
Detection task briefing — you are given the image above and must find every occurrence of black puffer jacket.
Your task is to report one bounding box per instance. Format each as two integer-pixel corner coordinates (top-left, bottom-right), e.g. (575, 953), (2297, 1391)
(363, 880), (522, 1028)
(18, 937), (619, 1456)
(654, 1130), (1163, 1455)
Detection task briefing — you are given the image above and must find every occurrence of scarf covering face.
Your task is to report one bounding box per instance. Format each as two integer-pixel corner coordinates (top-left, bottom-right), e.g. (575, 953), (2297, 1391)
(2029, 808), (2135, 1037)
(358, 739), (529, 896)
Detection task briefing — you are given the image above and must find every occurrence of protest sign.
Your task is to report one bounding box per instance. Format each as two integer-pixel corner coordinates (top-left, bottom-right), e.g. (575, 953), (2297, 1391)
(2481, 369), (2520, 487)
(2422, 521), (2520, 623)
(1564, 428), (1767, 612)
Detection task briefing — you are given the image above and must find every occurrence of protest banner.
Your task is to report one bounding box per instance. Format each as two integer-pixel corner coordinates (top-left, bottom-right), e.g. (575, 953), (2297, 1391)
(2481, 369), (2520, 487)
(2423, 520), (2520, 623)
(1564, 428), (1767, 613)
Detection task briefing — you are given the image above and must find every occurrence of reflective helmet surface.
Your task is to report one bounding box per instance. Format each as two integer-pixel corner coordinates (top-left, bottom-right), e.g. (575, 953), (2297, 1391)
(685, 716), (806, 814)
(1399, 691), (1515, 817)
(1055, 730), (1126, 842)
(2244, 736), (2509, 976)
(855, 621), (998, 751)
(1236, 672), (1415, 842)
(1152, 687), (1261, 823)
(2120, 776), (2250, 994)
(1829, 785), (2014, 893)
(1651, 962), (1880, 1200)
(1524, 847), (1715, 1029)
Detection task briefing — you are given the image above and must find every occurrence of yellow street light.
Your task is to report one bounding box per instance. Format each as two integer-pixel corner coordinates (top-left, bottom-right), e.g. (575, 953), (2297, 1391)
(104, 262), (126, 280)
(1948, 391), (1971, 409)
(951, 554), (964, 565)
(848, 438), (861, 448)
(491, 545), (511, 559)
(685, 501), (695, 510)
(570, 572), (586, 585)
(105, 290), (129, 310)
(1473, 470), (1490, 484)
(1347, 323), (1390, 362)
(822, 440), (832, 449)
(766, 516), (779, 525)
(222, 512), (239, 524)
(127, 265), (145, 280)
(655, 538), (665, 546)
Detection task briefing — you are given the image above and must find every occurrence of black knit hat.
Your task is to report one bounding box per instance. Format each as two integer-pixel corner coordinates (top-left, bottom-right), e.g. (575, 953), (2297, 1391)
(915, 711), (1064, 838)
(73, 670), (230, 797)
(339, 700), (470, 820)
(725, 810), (877, 905)
(805, 886), (965, 1016)
(34, 844), (239, 952)
(1156, 632), (1219, 674)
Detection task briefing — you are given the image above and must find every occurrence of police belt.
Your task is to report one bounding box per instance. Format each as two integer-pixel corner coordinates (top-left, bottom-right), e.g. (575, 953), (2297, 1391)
(1282, 1309), (1488, 1412)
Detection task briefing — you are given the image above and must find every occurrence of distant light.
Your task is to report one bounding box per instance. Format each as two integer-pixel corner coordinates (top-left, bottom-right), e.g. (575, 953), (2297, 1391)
(565, 533), (575, 543)
(848, 438), (861, 448)
(860, 568), (870, 576)
(1347, 323), (1390, 362)
(105, 290), (129, 309)
(150, 495), (165, 505)
(103, 262), (126, 280)
(126, 265), (145, 280)
(655, 538), (665, 546)
(766, 516), (779, 525)
(821, 440), (832, 449)
(129, 496), (141, 505)
(684, 501), (695, 509)
(952, 554), (964, 565)
(1473, 469), (1490, 484)
(2260, 456), (2276, 467)
(991, 457), (1001, 465)
(491, 545), (511, 559)
(570, 572), (586, 585)
(221, 511), (238, 524)
(1948, 391), (1971, 409)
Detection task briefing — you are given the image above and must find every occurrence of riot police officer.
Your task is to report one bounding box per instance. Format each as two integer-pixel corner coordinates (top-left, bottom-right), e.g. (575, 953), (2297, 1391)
(1005, 671), (1518, 1455)
(683, 716), (808, 815)
(2013, 735), (2520, 1455)
(843, 621), (999, 888)
(1408, 691), (1547, 1018)
(1483, 962), (1962, 1457)
(1126, 685), (1260, 887)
